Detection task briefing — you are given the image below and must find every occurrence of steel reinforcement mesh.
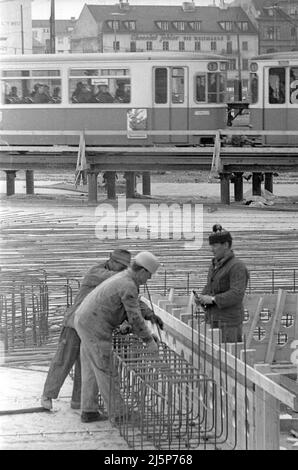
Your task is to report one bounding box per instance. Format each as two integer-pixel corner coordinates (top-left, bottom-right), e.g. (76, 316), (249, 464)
(110, 333), (224, 450)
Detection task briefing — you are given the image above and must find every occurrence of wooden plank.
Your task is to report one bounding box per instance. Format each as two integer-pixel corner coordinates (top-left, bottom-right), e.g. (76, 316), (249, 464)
(246, 296), (265, 349)
(145, 300), (297, 409)
(265, 289), (287, 364)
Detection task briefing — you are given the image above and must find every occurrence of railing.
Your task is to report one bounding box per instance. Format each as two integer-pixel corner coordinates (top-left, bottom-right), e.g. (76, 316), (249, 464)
(154, 268), (298, 296)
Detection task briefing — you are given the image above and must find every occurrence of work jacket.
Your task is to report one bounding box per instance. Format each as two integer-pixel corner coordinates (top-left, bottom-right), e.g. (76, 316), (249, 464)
(201, 251), (249, 327)
(74, 268), (152, 343)
(63, 261), (115, 328)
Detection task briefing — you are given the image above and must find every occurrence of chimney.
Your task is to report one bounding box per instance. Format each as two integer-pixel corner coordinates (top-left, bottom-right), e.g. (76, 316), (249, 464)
(182, 2), (196, 12)
(119, 0), (130, 10)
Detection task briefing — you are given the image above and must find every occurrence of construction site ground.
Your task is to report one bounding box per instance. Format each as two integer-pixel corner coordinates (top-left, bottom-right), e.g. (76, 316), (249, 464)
(0, 169), (298, 450)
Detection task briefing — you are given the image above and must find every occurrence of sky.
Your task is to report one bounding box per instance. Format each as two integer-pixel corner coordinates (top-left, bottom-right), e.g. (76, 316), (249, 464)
(31, 0), (234, 20)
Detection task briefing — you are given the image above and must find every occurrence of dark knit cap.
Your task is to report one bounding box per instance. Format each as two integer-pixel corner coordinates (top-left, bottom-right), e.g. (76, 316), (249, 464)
(209, 224), (232, 245)
(110, 248), (131, 266)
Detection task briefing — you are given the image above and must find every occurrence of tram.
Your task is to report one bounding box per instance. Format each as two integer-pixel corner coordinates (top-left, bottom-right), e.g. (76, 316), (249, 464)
(0, 52), (228, 146)
(249, 51), (298, 145)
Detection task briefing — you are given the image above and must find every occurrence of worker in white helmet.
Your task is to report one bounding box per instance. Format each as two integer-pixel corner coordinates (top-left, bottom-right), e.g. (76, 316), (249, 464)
(74, 251), (162, 423)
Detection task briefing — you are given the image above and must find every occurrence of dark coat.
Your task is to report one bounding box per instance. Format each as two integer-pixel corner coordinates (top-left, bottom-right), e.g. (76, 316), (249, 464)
(202, 251), (249, 327)
(63, 261), (114, 328)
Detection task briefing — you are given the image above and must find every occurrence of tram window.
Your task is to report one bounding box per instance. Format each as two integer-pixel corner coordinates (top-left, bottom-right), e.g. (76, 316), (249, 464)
(207, 73), (225, 103)
(69, 68), (130, 104)
(2, 70), (61, 104)
(171, 68), (184, 104)
(268, 68), (285, 104)
(250, 73), (258, 104)
(155, 68), (168, 104)
(290, 67), (298, 104)
(195, 74), (206, 102)
(69, 68), (129, 77)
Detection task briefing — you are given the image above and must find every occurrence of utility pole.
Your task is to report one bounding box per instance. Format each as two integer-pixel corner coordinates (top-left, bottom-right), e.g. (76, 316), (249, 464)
(20, 4), (24, 54)
(236, 33), (242, 101)
(50, 0), (56, 53)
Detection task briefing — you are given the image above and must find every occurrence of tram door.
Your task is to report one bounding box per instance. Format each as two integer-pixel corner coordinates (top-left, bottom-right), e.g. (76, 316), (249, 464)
(263, 67), (287, 144)
(153, 66), (189, 144)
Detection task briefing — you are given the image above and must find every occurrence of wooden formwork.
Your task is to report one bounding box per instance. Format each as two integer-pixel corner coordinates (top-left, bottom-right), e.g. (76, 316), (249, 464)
(142, 295), (298, 450)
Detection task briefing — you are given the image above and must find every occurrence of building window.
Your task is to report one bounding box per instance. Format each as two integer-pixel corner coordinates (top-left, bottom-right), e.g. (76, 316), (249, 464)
(189, 21), (201, 31)
(163, 41), (169, 51)
(154, 68), (167, 104)
(156, 21), (169, 31)
(146, 41), (152, 51)
(227, 41), (233, 54)
(173, 21), (185, 31)
(236, 22), (248, 31)
(130, 41), (136, 52)
(242, 41), (248, 51)
(242, 59), (249, 70)
(113, 41), (120, 52)
(179, 41), (185, 51)
(291, 27), (296, 37)
(264, 26), (280, 40)
(123, 21), (136, 31)
(58, 37), (63, 44)
(211, 41), (217, 51)
(33, 31), (38, 38)
(107, 20), (120, 31)
(228, 59), (236, 71)
(194, 41), (200, 51)
(219, 21), (233, 31)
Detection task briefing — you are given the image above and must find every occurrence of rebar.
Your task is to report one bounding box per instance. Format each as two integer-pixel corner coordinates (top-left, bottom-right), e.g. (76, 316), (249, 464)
(110, 334), (224, 450)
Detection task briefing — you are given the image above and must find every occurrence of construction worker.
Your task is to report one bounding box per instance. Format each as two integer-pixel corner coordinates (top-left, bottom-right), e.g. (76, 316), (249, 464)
(74, 251), (162, 423)
(40, 248), (132, 411)
(195, 224), (249, 343)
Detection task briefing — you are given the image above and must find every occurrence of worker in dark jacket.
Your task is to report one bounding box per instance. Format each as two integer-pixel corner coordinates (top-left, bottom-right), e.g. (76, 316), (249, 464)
(74, 251), (162, 423)
(41, 248), (132, 411)
(195, 224), (249, 343)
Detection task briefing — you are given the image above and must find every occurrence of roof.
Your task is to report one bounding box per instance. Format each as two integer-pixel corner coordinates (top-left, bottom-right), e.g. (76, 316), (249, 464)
(250, 0), (296, 19)
(83, 4), (257, 35)
(0, 51), (229, 64)
(252, 50), (298, 60)
(32, 19), (76, 35)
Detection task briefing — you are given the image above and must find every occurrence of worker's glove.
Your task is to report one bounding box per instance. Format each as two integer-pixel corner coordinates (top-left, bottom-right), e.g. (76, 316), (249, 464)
(151, 333), (160, 345)
(146, 336), (159, 354)
(151, 314), (164, 330)
(119, 320), (132, 335)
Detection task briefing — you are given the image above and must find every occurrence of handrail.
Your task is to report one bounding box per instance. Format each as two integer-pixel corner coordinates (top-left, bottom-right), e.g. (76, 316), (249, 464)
(1, 129), (298, 136)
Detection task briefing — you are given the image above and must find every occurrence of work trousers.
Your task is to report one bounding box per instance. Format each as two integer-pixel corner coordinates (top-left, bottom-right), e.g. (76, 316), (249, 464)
(43, 326), (82, 405)
(76, 325), (124, 418)
(210, 321), (243, 343)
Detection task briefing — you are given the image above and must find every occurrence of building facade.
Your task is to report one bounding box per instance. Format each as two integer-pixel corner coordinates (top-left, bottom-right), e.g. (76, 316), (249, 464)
(32, 18), (76, 54)
(70, 1), (258, 100)
(233, 0), (298, 53)
(0, 0), (32, 54)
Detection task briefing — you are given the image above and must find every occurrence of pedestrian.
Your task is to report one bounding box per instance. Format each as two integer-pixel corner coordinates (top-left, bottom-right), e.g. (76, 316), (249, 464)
(195, 224), (249, 343)
(40, 248), (132, 411)
(74, 251), (162, 423)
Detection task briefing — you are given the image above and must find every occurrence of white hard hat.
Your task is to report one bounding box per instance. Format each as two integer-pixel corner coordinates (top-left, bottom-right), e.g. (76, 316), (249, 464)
(134, 251), (160, 274)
